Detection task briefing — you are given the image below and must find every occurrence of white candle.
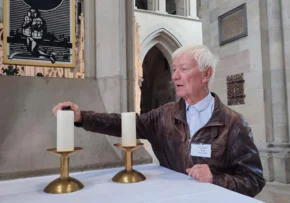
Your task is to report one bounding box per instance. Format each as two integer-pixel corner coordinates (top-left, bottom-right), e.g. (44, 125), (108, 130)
(57, 110), (74, 152)
(121, 112), (136, 147)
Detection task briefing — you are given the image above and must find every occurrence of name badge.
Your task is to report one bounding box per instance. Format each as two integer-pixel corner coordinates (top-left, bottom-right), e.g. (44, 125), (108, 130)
(191, 144), (211, 158)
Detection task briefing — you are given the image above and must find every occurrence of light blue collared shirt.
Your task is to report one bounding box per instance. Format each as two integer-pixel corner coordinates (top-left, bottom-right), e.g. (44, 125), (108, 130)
(186, 92), (215, 138)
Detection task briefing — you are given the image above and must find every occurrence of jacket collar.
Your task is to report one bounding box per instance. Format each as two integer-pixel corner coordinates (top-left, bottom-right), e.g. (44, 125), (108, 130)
(172, 92), (225, 127)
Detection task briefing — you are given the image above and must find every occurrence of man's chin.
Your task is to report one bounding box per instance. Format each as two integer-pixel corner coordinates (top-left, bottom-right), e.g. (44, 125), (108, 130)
(176, 92), (184, 98)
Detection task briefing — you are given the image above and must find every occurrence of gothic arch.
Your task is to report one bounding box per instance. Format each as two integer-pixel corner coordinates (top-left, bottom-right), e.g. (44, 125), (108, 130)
(141, 27), (183, 70)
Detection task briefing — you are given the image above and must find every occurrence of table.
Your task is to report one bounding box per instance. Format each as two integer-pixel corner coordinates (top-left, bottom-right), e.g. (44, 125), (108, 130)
(0, 164), (264, 203)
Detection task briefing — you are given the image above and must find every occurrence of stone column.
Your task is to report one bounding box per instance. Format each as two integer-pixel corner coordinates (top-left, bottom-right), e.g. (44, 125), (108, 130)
(94, 0), (135, 157)
(267, 0), (288, 143)
(84, 0), (96, 78)
(95, 0), (129, 113)
(126, 0), (136, 111)
(176, 0), (197, 18)
(158, 0), (167, 13)
(175, 0), (185, 16)
(188, 0), (197, 18)
(147, 0), (167, 13)
(147, 0), (154, 10)
(259, 0), (290, 184)
(281, 0), (290, 142)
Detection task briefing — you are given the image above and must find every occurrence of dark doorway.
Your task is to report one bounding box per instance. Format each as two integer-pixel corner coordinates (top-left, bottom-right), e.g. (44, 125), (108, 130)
(140, 46), (175, 114)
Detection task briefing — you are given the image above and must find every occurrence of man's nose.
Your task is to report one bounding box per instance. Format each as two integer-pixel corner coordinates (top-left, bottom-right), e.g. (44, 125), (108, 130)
(172, 70), (180, 80)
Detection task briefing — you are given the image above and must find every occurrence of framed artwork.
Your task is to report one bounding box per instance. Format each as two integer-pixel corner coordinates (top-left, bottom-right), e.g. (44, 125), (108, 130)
(218, 3), (248, 46)
(3, 0), (76, 68)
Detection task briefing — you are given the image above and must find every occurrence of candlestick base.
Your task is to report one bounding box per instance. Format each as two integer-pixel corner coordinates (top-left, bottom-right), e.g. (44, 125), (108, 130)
(112, 143), (146, 183)
(112, 169), (146, 183)
(43, 147), (84, 194)
(44, 177), (84, 194)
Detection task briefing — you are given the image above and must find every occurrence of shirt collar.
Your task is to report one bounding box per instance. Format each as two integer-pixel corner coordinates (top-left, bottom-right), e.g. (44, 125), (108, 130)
(185, 92), (213, 112)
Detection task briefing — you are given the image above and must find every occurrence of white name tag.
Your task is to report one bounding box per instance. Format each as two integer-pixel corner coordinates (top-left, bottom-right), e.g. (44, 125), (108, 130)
(191, 144), (211, 158)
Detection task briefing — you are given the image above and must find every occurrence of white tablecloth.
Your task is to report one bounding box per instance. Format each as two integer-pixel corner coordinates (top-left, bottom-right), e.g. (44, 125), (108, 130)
(0, 164), (264, 203)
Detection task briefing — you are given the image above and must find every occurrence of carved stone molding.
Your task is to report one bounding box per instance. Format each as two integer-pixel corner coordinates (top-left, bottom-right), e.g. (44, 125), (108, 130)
(226, 73), (245, 106)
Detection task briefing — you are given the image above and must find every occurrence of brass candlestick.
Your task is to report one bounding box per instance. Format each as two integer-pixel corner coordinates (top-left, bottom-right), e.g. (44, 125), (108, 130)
(44, 147), (84, 194)
(112, 143), (146, 183)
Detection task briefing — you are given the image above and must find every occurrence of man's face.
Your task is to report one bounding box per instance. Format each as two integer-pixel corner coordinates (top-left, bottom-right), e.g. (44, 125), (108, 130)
(30, 9), (36, 17)
(172, 54), (208, 100)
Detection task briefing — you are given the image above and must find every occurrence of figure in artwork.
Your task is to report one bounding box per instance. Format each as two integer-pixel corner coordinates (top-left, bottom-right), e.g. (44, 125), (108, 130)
(20, 8), (57, 63)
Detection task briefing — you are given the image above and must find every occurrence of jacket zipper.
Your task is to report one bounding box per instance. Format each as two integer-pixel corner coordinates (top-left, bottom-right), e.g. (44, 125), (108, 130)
(186, 127), (202, 155)
(185, 122), (223, 158)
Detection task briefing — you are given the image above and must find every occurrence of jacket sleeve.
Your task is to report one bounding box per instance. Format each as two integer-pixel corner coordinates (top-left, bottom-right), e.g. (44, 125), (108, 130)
(75, 107), (162, 144)
(212, 120), (266, 197)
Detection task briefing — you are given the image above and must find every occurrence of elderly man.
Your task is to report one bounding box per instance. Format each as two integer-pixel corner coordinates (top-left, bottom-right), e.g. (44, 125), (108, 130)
(53, 45), (265, 197)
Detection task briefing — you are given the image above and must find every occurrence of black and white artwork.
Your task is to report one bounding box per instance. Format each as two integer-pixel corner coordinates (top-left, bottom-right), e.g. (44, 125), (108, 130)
(3, 0), (76, 67)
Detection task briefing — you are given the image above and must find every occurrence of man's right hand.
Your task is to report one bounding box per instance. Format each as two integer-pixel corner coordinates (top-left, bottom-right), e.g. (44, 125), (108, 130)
(52, 102), (82, 123)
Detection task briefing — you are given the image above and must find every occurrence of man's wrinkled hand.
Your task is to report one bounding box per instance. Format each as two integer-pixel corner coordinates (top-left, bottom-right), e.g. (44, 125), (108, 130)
(186, 164), (213, 183)
(52, 101), (82, 123)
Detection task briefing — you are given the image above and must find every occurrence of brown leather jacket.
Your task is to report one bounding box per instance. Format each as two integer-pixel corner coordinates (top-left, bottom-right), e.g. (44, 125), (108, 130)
(76, 93), (265, 197)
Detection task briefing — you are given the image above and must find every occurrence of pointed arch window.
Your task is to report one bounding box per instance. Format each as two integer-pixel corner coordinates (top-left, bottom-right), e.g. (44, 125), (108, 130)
(136, 0), (148, 10)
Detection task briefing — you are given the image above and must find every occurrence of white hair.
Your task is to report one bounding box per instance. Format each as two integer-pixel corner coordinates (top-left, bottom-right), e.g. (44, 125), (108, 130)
(172, 44), (219, 87)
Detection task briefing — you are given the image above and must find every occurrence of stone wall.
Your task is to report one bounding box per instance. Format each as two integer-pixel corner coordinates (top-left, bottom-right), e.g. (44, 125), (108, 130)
(201, 0), (290, 184)
(281, 0), (290, 142)
(202, 0), (266, 143)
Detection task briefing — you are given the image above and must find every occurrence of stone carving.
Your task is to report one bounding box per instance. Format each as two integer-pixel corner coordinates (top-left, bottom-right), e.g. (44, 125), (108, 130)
(135, 17), (143, 114)
(227, 73), (245, 105)
(2, 65), (22, 75)
(75, 13), (85, 79)
(45, 67), (64, 78)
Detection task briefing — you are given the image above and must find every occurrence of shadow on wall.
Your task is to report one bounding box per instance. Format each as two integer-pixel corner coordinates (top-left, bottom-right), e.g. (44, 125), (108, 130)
(0, 76), (104, 176)
(0, 76), (35, 170)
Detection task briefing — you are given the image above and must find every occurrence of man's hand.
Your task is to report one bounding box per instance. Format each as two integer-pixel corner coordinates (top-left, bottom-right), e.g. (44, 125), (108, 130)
(52, 101), (82, 123)
(186, 164), (213, 183)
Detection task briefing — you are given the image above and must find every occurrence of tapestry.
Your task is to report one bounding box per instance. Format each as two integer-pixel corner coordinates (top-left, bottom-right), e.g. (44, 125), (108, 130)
(3, 0), (76, 68)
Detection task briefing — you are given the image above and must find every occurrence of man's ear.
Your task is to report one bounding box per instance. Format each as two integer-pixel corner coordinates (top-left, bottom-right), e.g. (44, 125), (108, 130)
(202, 67), (213, 83)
